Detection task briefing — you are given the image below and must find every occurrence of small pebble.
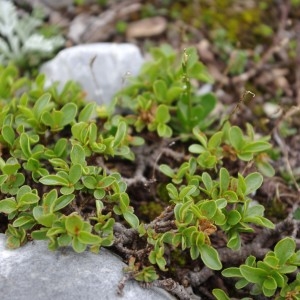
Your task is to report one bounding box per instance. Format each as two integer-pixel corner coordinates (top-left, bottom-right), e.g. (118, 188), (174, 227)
(263, 103), (282, 119)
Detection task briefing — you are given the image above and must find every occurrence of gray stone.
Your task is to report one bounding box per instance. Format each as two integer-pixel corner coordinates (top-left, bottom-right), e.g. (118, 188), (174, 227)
(40, 43), (144, 105)
(0, 234), (174, 300)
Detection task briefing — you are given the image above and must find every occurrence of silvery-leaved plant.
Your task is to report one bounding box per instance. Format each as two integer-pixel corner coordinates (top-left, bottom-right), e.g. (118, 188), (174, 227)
(0, 0), (64, 69)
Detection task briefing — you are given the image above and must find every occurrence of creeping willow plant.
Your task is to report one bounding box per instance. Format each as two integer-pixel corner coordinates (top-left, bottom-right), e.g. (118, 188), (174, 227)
(116, 45), (216, 137)
(0, 45), (296, 299)
(213, 237), (300, 299)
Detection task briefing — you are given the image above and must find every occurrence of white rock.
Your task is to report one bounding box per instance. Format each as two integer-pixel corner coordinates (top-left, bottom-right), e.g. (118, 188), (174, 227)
(263, 102), (282, 119)
(40, 43), (144, 105)
(0, 234), (174, 300)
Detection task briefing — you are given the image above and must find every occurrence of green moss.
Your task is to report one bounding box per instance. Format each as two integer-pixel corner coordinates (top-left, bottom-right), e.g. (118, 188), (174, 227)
(138, 201), (164, 222)
(145, 0), (275, 47)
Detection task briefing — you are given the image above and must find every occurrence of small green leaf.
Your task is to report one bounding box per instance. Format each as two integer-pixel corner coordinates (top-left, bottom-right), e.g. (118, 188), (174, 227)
(54, 138), (68, 157)
(57, 234), (72, 247)
(257, 161), (275, 177)
(229, 126), (244, 150)
(189, 62), (214, 83)
(13, 215), (35, 228)
(134, 266), (159, 283)
(20, 133), (32, 158)
(65, 214), (84, 235)
(47, 226), (66, 237)
(166, 183), (178, 199)
(219, 167), (230, 194)
(212, 289), (231, 300)
(179, 185), (197, 199)
(7, 236), (22, 249)
(200, 201), (217, 219)
(157, 123), (172, 137)
(208, 131), (223, 149)
(262, 286), (276, 297)
(202, 172), (213, 191)
(16, 186), (31, 199)
(53, 194), (75, 212)
(41, 111), (54, 127)
(72, 236), (87, 253)
(33, 93), (52, 118)
(78, 102), (96, 122)
(82, 176), (97, 189)
(271, 271), (285, 287)
(274, 237), (296, 265)
(242, 141), (271, 153)
(61, 103), (78, 126)
(39, 175), (69, 186)
(0, 198), (17, 214)
(43, 190), (57, 212)
(156, 104), (170, 123)
(166, 86), (182, 103)
(263, 276), (277, 290)
(69, 164), (82, 184)
(2, 125), (15, 146)
(227, 210), (242, 225)
(199, 244), (222, 270)
(31, 228), (48, 240)
(98, 176), (116, 188)
(0, 174), (8, 185)
(240, 265), (267, 283)
(70, 144), (86, 165)
(159, 164), (175, 178)
(123, 211), (139, 228)
(113, 121), (127, 148)
(60, 186), (75, 195)
(2, 158), (20, 175)
(188, 144), (206, 154)
(244, 172), (263, 195)
(88, 123), (97, 143)
(193, 127), (207, 147)
(19, 193), (40, 205)
(34, 211), (57, 227)
(237, 152), (253, 161)
(190, 245), (200, 260)
(197, 152), (217, 169)
(78, 231), (102, 245)
(153, 79), (167, 101)
(93, 188), (104, 199)
(222, 267), (242, 277)
(156, 256), (167, 271)
(235, 278), (249, 289)
(227, 233), (241, 250)
(245, 204), (264, 217)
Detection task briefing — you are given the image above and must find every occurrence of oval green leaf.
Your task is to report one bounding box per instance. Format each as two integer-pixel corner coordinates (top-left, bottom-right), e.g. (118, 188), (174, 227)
(199, 244), (222, 270)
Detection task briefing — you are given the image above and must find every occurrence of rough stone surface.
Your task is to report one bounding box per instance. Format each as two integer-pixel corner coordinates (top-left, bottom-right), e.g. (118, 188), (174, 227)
(0, 234), (175, 300)
(40, 43), (144, 105)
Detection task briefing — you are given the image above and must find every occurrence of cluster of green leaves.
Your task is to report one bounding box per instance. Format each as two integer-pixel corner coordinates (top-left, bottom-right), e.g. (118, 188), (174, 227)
(187, 123), (275, 176)
(0, 64), (140, 250)
(116, 44), (216, 137)
(0, 0), (64, 69)
(213, 237), (300, 299)
(140, 165), (274, 272)
(0, 45), (296, 300)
